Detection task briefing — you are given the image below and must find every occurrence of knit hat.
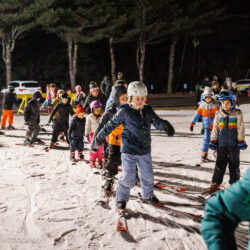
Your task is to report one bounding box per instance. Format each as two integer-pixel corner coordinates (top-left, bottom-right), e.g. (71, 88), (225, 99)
(76, 105), (85, 115)
(90, 100), (102, 112)
(89, 81), (99, 91)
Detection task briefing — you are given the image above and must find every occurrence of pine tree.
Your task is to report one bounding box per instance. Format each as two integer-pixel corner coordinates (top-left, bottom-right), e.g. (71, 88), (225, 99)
(38, 0), (111, 90)
(118, 0), (175, 82)
(86, 0), (127, 83)
(163, 0), (226, 93)
(0, 0), (54, 85)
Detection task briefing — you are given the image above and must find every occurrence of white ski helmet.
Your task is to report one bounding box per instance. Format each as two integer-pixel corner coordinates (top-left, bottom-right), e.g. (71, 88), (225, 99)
(127, 81), (148, 98)
(203, 88), (214, 97)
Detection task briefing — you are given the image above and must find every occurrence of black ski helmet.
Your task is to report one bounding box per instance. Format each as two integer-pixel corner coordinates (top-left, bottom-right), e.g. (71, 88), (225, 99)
(61, 92), (68, 99)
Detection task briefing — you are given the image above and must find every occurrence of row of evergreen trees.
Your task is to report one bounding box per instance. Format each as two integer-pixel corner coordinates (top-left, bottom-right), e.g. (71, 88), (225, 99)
(0, 0), (225, 93)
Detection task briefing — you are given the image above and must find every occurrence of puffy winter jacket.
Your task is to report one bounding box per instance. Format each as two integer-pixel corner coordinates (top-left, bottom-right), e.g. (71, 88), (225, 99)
(24, 95), (40, 123)
(211, 108), (245, 147)
(85, 113), (103, 134)
(83, 94), (105, 114)
(91, 103), (123, 151)
(201, 168), (250, 250)
(73, 92), (86, 107)
(191, 101), (219, 129)
(48, 102), (74, 125)
(105, 93), (113, 110)
(68, 115), (85, 138)
(97, 104), (168, 155)
(2, 92), (18, 110)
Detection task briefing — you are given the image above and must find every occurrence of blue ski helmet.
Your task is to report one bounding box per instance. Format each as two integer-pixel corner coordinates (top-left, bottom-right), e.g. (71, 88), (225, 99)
(218, 90), (236, 110)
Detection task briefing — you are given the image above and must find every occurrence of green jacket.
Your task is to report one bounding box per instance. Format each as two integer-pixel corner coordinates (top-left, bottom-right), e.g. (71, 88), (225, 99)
(201, 168), (250, 250)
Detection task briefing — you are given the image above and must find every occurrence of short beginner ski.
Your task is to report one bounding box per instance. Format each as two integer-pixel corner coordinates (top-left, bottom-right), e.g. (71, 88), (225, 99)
(116, 209), (128, 232)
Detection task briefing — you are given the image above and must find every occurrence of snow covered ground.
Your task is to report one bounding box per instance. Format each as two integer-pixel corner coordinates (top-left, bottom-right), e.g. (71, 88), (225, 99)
(0, 105), (249, 250)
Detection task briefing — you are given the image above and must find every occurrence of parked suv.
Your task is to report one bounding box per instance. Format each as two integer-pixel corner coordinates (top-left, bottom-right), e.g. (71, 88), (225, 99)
(1, 81), (42, 96)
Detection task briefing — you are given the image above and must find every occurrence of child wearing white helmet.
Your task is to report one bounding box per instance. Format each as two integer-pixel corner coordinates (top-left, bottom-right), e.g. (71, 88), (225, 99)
(95, 81), (175, 212)
(190, 88), (220, 162)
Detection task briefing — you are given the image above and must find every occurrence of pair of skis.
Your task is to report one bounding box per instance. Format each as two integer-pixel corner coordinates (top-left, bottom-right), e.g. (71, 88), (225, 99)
(97, 190), (113, 209)
(199, 185), (226, 200)
(70, 158), (89, 165)
(154, 180), (188, 193)
(16, 140), (46, 147)
(44, 144), (69, 152)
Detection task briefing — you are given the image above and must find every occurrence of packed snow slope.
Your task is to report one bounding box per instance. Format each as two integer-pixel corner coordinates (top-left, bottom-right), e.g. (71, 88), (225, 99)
(0, 105), (249, 250)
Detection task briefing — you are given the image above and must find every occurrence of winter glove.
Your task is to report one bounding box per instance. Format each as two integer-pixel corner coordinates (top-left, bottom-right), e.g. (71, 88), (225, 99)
(163, 120), (175, 136)
(237, 141), (248, 150)
(189, 123), (194, 132)
(209, 141), (218, 151)
(24, 121), (29, 126)
(95, 135), (104, 146)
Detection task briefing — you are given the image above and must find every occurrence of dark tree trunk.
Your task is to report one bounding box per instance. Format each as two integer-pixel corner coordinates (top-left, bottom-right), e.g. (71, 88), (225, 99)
(2, 36), (15, 85)
(176, 34), (188, 92)
(136, 36), (146, 82)
(167, 36), (178, 94)
(67, 37), (78, 91)
(109, 37), (116, 83)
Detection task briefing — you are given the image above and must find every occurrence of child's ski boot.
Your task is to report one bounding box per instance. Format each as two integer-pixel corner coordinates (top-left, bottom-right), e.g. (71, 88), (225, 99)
(117, 201), (126, 210)
(35, 138), (45, 145)
(140, 194), (163, 207)
(103, 177), (114, 194)
(24, 138), (32, 146)
(70, 152), (77, 163)
(97, 159), (103, 169)
(90, 161), (96, 168)
(78, 152), (85, 161)
(201, 152), (208, 162)
(7, 125), (15, 130)
(116, 201), (128, 232)
(59, 132), (65, 142)
(209, 183), (221, 192)
(50, 142), (57, 148)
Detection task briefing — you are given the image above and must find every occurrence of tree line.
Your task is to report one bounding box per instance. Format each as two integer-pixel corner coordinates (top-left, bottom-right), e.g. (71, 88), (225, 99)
(0, 0), (228, 93)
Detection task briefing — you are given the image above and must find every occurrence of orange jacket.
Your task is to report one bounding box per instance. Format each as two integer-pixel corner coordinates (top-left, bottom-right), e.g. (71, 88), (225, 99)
(107, 124), (123, 146)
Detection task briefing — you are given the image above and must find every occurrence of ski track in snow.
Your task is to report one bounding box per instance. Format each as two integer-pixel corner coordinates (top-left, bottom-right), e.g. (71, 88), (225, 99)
(0, 105), (249, 250)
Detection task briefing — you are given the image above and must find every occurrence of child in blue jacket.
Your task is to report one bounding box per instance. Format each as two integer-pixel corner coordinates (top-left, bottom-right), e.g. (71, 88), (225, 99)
(96, 81), (175, 210)
(190, 88), (219, 162)
(68, 105), (86, 162)
(209, 90), (247, 191)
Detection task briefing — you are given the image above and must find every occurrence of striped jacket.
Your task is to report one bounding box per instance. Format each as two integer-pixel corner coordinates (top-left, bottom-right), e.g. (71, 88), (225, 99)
(211, 108), (245, 147)
(191, 101), (219, 129)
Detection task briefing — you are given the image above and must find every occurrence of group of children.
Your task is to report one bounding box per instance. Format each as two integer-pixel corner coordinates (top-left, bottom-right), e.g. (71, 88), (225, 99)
(190, 86), (247, 192)
(0, 78), (248, 214)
